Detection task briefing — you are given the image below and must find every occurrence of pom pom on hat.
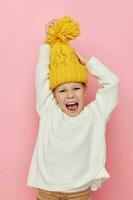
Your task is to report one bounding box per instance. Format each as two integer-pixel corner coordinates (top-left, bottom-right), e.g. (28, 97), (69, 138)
(45, 16), (80, 46)
(45, 16), (89, 90)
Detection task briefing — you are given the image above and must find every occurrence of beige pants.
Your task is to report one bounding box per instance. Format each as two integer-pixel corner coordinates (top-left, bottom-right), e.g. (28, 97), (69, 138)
(37, 187), (92, 200)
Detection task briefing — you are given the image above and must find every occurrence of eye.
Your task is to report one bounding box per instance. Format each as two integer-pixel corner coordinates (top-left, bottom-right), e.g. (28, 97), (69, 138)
(74, 87), (81, 90)
(59, 89), (66, 93)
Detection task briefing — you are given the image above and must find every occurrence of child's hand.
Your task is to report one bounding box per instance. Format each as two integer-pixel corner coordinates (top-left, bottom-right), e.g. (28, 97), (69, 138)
(75, 51), (88, 65)
(44, 19), (58, 44)
(45, 19), (58, 34)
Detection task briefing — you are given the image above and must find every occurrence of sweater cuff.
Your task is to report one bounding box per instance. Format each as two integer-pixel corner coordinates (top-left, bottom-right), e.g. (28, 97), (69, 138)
(39, 43), (51, 52)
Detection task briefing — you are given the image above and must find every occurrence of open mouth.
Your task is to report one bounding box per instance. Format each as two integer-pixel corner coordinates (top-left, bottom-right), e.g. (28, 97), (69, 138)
(66, 102), (78, 111)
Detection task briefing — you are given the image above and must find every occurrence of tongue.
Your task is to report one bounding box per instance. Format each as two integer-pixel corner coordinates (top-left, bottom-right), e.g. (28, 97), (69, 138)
(67, 104), (78, 110)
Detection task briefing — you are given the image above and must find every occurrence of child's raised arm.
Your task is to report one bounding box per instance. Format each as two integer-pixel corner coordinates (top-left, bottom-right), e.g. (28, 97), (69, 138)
(76, 52), (119, 122)
(35, 44), (56, 117)
(86, 56), (119, 122)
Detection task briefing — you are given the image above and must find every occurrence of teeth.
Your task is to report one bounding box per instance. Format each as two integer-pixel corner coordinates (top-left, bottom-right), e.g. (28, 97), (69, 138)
(66, 102), (77, 105)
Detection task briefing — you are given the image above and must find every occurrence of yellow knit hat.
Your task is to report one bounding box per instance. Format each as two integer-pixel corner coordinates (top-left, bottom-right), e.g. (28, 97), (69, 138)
(45, 16), (89, 90)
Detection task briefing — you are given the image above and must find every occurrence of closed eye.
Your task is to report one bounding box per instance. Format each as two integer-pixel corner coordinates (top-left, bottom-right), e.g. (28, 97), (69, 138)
(59, 89), (66, 93)
(74, 87), (81, 90)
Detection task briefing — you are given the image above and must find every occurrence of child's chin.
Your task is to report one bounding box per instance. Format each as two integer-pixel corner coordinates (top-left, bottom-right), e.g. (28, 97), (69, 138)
(64, 108), (81, 117)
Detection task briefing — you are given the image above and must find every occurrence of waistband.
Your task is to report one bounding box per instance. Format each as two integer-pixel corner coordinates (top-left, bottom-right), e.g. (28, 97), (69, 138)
(37, 187), (92, 199)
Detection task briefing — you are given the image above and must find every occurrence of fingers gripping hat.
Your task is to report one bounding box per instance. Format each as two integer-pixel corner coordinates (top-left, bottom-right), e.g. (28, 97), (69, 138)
(45, 16), (88, 90)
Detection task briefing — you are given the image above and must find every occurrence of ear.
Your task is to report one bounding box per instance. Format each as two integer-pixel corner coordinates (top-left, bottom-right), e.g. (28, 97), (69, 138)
(53, 88), (56, 97)
(84, 84), (87, 97)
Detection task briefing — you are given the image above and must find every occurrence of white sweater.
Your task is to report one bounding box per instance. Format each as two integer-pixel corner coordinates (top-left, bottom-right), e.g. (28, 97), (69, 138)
(26, 44), (119, 192)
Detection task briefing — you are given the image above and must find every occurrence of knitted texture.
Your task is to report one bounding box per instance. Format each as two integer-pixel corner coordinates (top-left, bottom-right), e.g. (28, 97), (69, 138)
(45, 16), (89, 90)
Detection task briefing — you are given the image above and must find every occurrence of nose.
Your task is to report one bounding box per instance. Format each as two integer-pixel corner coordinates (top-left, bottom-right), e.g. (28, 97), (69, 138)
(66, 90), (74, 99)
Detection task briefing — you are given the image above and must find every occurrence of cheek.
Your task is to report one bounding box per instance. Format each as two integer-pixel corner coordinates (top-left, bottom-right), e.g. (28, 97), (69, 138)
(56, 94), (65, 105)
(77, 92), (86, 103)
(76, 90), (85, 98)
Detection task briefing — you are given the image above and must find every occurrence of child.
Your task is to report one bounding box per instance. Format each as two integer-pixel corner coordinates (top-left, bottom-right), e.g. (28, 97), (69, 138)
(27, 16), (119, 200)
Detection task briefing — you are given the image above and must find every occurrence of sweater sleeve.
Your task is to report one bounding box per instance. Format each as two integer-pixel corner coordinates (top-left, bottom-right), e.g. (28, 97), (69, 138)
(35, 44), (56, 117)
(86, 56), (119, 122)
